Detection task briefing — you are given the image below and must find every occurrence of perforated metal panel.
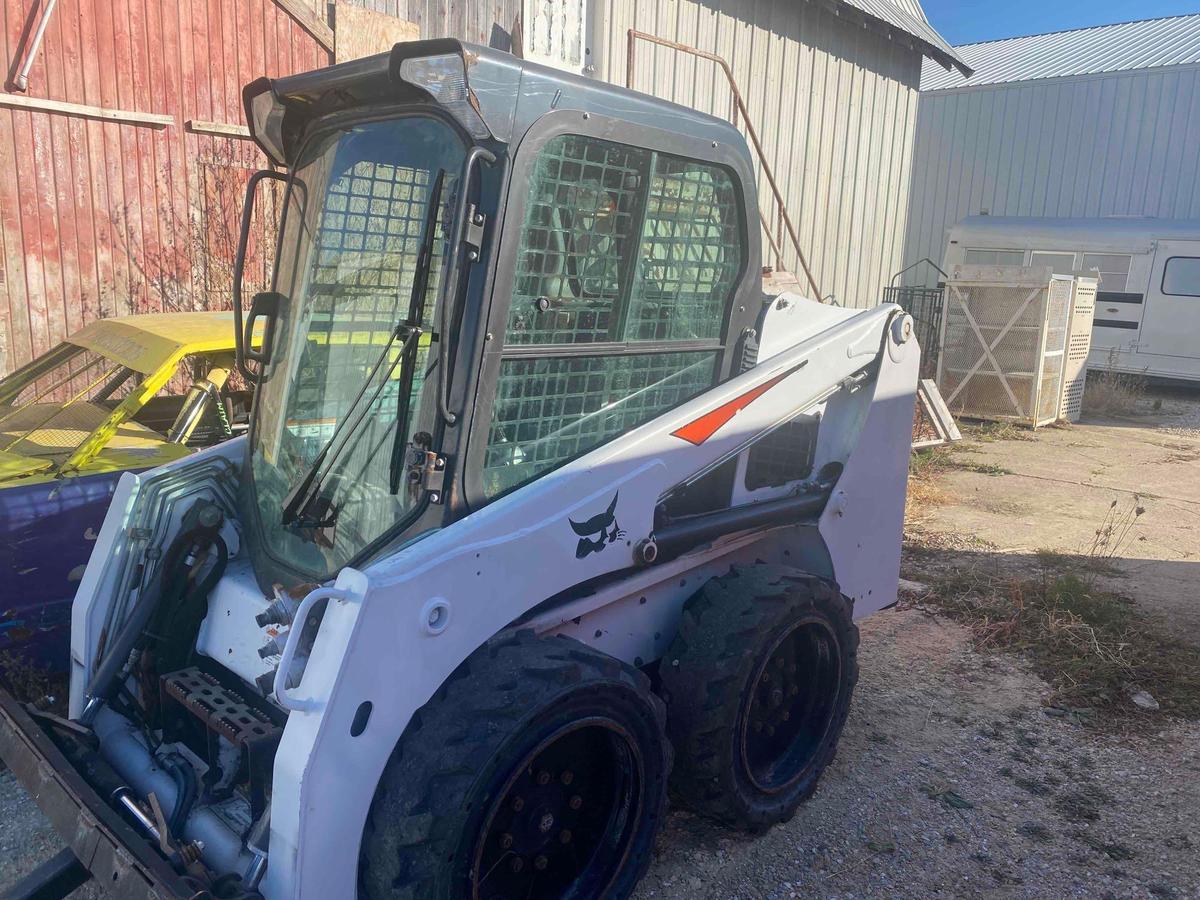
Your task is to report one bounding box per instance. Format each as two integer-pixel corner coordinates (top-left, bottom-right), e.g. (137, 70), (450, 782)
(505, 135), (741, 347)
(292, 157), (448, 445)
(1060, 277), (1097, 422)
(483, 350), (718, 497)
(507, 136), (646, 346)
(627, 158), (741, 342)
(486, 132), (744, 498)
(937, 265), (1075, 427)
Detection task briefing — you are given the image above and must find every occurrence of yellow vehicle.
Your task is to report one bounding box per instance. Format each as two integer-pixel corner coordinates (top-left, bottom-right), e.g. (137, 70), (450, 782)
(0, 312), (257, 668)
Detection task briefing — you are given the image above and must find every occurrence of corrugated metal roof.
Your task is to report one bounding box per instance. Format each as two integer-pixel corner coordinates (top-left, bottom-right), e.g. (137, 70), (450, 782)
(922, 14), (1200, 92)
(828, 0), (973, 76)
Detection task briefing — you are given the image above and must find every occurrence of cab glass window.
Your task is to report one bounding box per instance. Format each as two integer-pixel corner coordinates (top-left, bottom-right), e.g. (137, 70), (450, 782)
(485, 133), (743, 498)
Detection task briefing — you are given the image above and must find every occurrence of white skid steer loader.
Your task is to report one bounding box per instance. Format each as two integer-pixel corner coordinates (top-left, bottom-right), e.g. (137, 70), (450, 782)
(0, 40), (918, 900)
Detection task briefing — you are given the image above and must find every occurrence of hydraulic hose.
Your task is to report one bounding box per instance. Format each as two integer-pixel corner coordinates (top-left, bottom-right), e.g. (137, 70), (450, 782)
(166, 756), (198, 838)
(82, 503), (226, 725)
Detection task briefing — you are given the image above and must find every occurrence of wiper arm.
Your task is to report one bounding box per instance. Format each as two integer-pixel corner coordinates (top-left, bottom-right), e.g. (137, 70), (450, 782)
(282, 322), (422, 527)
(389, 169), (446, 494)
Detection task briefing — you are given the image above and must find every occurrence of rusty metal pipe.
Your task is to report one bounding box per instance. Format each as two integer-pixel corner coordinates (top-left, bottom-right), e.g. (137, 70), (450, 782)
(13, 0), (59, 92)
(625, 29), (822, 300)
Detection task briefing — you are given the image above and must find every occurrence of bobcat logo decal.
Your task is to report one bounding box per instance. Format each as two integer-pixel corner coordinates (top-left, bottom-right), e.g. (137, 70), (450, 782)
(569, 492), (626, 559)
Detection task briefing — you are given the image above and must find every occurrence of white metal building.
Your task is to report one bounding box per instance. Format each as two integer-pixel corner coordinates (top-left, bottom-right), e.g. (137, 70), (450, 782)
(903, 14), (1200, 282)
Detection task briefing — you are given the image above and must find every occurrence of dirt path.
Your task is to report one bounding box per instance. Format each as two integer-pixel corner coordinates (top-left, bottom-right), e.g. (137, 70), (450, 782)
(913, 389), (1200, 639)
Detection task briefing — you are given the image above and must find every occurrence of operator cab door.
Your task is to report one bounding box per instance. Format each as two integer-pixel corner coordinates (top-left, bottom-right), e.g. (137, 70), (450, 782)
(462, 110), (761, 511)
(1137, 241), (1200, 361)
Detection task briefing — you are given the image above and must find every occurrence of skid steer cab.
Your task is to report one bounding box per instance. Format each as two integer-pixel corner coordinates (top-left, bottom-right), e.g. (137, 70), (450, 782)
(0, 39), (919, 900)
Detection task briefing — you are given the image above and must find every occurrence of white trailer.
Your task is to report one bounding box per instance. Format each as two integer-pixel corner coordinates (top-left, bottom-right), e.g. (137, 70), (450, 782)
(942, 217), (1200, 383)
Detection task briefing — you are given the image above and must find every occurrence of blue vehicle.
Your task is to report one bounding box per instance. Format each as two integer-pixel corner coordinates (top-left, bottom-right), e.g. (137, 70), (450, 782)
(0, 312), (254, 669)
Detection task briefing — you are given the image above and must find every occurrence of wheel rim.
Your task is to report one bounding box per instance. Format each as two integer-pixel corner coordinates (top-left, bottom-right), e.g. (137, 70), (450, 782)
(739, 617), (842, 794)
(471, 717), (644, 900)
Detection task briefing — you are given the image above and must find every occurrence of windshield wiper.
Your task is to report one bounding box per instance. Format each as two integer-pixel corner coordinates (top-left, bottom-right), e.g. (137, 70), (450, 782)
(388, 169), (446, 494)
(281, 322), (423, 528)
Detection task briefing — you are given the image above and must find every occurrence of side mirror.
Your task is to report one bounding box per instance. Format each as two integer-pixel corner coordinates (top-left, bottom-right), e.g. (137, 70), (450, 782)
(234, 168), (290, 380)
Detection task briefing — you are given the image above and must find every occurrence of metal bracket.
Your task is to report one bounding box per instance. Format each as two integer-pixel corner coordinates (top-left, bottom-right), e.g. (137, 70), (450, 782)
(464, 204), (486, 256)
(408, 450), (448, 502)
(838, 369), (870, 394)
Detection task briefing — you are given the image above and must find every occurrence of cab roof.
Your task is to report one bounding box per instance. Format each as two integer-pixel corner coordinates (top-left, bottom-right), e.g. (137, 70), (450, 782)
(67, 311), (242, 375)
(245, 39), (751, 171)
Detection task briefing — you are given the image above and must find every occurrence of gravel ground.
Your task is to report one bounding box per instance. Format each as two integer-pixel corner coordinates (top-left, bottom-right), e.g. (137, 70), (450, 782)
(1151, 388), (1200, 439)
(635, 606), (1200, 900)
(1, 611), (1196, 898)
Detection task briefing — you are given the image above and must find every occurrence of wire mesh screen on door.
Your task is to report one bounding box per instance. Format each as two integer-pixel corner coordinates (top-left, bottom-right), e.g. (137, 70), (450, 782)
(937, 265), (1079, 428)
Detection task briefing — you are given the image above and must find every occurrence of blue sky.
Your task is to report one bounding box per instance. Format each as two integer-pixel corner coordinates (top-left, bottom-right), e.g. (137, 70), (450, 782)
(921, 0), (1200, 45)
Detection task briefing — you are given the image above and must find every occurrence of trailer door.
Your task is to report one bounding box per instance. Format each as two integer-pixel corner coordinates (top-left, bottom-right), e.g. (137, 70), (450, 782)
(1138, 241), (1200, 359)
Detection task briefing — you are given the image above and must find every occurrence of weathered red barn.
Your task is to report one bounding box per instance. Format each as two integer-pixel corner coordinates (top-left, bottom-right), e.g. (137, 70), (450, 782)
(0, 0), (523, 374)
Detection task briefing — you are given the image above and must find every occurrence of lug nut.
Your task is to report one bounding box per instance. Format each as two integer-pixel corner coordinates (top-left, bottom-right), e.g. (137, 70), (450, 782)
(560, 771), (574, 786)
(536, 770), (551, 786)
(499, 833), (513, 849)
(510, 857), (524, 873)
(559, 830), (572, 844)
(512, 796), (525, 812)
(534, 855), (548, 871)
(782, 710), (791, 722)
(568, 795), (583, 810)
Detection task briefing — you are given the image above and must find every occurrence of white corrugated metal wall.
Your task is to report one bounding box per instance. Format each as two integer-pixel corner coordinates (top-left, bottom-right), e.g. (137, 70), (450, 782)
(592, 0), (926, 309)
(904, 64), (1200, 282)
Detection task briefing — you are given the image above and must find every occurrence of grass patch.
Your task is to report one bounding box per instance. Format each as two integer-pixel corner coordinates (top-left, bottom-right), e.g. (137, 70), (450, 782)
(960, 421), (1035, 443)
(911, 563), (1200, 721)
(1074, 831), (1136, 861)
(949, 459), (1013, 476)
(1017, 822), (1052, 843)
(1083, 351), (1148, 417)
(906, 447), (954, 522)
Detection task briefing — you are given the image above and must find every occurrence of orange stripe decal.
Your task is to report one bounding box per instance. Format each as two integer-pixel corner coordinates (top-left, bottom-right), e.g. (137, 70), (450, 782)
(672, 362), (806, 446)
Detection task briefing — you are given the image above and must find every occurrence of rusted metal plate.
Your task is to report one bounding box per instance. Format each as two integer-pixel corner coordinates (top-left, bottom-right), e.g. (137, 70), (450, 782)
(0, 689), (198, 898)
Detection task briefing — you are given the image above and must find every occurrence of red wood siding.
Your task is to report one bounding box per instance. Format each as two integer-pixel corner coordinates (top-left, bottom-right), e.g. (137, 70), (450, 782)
(0, 0), (329, 372)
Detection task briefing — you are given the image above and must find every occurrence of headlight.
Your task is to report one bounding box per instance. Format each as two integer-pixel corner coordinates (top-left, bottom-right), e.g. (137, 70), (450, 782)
(397, 54), (490, 140)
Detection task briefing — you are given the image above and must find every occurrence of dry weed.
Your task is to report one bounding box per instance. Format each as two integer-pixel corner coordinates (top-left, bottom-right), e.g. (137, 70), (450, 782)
(1083, 350), (1148, 416)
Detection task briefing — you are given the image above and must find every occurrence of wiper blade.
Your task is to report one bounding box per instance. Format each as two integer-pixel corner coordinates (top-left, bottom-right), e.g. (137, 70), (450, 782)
(281, 322), (422, 527)
(388, 169), (446, 494)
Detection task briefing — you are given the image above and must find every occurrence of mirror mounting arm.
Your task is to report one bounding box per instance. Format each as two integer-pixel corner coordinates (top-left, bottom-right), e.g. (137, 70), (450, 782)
(234, 168), (292, 381)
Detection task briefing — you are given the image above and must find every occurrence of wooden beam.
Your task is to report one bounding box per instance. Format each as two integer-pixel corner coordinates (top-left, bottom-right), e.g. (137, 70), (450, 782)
(0, 92), (173, 127)
(186, 119), (252, 139)
(273, 0), (335, 52)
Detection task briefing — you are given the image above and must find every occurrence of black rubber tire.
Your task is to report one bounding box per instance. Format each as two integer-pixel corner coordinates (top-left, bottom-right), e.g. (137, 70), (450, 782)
(358, 630), (671, 900)
(659, 564), (858, 830)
